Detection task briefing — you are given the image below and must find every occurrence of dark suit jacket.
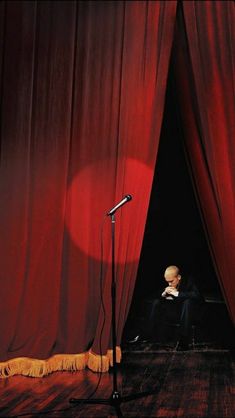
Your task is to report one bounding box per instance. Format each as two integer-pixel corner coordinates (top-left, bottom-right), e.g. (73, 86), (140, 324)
(159, 275), (204, 304)
(177, 275), (204, 303)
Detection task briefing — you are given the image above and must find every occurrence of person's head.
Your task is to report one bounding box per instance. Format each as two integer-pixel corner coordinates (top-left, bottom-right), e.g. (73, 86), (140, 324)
(164, 265), (181, 288)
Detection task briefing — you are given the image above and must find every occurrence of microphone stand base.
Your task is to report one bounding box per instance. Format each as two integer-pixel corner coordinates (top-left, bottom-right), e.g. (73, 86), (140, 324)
(70, 388), (159, 417)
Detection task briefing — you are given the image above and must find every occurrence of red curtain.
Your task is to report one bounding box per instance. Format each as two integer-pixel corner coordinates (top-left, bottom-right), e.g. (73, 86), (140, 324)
(173, 1), (235, 323)
(0, 1), (177, 376)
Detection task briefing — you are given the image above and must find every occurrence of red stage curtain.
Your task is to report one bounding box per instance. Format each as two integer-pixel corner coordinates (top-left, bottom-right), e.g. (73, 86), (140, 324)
(0, 1), (177, 376)
(173, 1), (235, 323)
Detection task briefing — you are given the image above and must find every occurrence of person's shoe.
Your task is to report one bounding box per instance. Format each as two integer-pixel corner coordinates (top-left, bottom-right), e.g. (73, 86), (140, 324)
(128, 335), (148, 343)
(128, 335), (140, 343)
(177, 342), (189, 351)
(177, 337), (190, 351)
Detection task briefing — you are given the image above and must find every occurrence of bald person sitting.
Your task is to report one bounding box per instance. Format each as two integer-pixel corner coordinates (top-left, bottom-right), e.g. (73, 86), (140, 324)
(130, 265), (204, 350)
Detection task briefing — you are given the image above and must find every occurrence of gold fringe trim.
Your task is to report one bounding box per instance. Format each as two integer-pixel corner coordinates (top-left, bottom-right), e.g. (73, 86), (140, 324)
(87, 346), (122, 372)
(0, 347), (123, 377)
(87, 349), (110, 373)
(0, 352), (88, 378)
(107, 346), (122, 367)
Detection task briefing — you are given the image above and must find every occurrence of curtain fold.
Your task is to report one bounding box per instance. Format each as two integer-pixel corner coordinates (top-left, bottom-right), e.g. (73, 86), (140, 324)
(0, 0), (177, 376)
(173, 1), (235, 323)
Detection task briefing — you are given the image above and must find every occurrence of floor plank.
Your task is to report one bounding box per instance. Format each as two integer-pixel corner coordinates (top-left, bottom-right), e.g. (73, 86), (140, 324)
(0, 349), (234, 417)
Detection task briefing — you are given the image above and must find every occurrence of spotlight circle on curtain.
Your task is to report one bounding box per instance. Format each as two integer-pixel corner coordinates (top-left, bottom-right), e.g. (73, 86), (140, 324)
(65, 158), (153, 263)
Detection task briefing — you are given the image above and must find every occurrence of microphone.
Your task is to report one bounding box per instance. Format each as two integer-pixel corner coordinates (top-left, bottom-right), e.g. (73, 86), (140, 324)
(107, 194), (132, 216)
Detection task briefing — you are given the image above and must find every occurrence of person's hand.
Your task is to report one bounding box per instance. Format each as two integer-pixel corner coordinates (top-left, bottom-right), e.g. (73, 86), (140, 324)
(165, 286), (179, 297)
(165, 286), (174, 293)
(161, 289), (168, 297)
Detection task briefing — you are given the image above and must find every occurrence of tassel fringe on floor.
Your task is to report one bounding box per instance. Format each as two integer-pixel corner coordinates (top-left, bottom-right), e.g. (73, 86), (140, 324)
(0, 347), (121, 378)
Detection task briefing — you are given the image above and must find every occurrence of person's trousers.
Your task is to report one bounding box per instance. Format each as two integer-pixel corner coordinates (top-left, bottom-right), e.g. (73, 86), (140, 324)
(141, 298), (202, 341)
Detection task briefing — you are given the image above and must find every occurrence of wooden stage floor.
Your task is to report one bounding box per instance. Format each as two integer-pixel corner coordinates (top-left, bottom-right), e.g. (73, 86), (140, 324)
(0, 343), (234, 418)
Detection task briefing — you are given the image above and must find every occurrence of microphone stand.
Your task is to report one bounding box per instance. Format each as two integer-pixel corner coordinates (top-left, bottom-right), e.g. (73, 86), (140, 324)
(70, 212), (157, 417)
